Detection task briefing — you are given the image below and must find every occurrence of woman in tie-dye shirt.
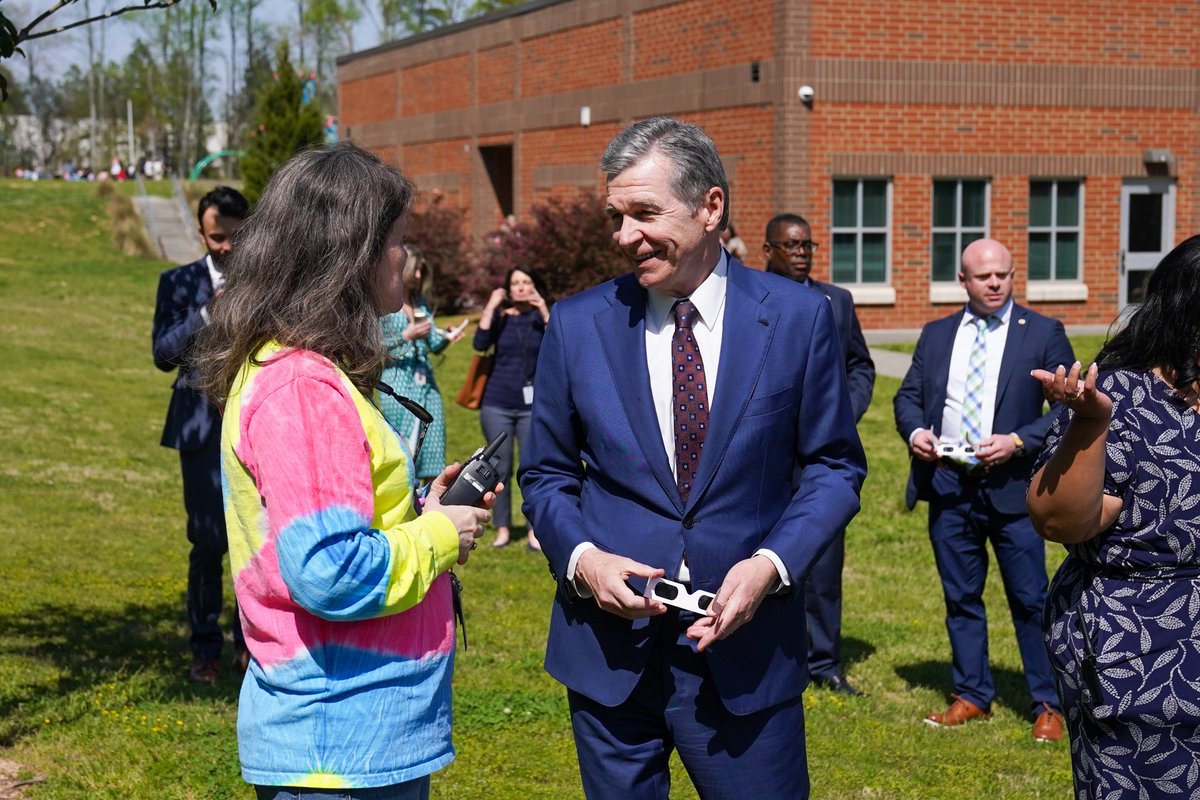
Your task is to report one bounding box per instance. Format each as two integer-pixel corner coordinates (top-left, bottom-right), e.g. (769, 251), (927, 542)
(194, 143), (495, 800)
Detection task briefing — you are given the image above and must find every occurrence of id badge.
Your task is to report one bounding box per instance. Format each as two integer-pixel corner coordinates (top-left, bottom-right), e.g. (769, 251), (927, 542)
(522, 383), (534, 405)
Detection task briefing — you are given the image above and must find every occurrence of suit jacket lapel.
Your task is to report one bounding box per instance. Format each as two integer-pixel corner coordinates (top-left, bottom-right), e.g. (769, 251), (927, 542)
(686, 264), (775, 510)
(193, 258), (215, 308)
(994, 304), (1029, 411)
(595, 278), (683, 512)
(927, 312), (962, 432)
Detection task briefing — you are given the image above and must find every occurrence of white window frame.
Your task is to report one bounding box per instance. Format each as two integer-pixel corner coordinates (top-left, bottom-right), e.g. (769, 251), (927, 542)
(830, 177), (894, 304)
(930, 179), (990, 285)
(1026, 178), (1087, 301)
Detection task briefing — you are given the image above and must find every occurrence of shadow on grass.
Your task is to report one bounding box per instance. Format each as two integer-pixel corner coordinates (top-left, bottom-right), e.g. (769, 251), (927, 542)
(0, 597), (238, 746)
(896, 659), (1041, 715)
(842, 636), (877, 670)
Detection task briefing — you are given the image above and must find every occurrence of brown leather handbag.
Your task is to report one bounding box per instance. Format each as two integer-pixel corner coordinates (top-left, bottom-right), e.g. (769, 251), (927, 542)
(454, 351), (493, 409)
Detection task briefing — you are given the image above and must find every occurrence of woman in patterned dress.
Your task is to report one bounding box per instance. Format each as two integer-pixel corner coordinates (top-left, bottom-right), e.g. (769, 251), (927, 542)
(379, 245), (464, 480)
(1028, 235), (1200, 799)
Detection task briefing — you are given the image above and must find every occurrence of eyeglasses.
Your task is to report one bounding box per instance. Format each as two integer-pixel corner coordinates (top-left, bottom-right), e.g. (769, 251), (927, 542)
(767, 239), (819, 253)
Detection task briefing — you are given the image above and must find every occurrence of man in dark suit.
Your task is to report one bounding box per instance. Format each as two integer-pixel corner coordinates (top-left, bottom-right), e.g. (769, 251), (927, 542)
(893, 238), (1071, 742)
(764, 213), (875, 696)
(520, 117), (866, 799)
(151, 186), (248, 684)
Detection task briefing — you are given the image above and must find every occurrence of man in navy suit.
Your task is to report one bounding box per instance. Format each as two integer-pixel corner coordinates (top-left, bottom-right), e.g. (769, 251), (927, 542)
(152, 187), (248, 684)
(893, 238), (1071, 742)
(520, 117), (866, 799)
(764, 213), (875, 696)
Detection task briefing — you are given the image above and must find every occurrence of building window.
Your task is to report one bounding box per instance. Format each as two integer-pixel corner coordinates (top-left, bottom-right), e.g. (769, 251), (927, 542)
(1028, 180), (1082, 281)
(931, 179), (988, 281)
(831, 179), (890, 284)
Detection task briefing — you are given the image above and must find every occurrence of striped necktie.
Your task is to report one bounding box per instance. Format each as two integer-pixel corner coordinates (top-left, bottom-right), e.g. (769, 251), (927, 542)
(960, 315), (990, 446)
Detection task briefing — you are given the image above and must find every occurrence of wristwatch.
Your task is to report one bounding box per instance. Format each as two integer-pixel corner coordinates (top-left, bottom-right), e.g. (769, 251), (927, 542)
(1010, 432), (1026, 457)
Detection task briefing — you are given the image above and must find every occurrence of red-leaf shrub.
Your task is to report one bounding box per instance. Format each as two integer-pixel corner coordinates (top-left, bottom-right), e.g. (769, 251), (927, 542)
(471, 192), (627, 305)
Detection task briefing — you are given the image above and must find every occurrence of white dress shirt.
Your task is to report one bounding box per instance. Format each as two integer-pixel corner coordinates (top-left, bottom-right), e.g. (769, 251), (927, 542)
(199, 254), (222, 324)
(567, 251), (790, 593)
(938, 299), (1013, 445)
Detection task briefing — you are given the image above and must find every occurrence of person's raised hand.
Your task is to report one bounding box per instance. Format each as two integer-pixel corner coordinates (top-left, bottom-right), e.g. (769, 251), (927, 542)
(686, 555), (777, 651)
(485, 287), (508, 312)
(423, 462), (501, 565)
(528, 289), (550, 322)
(574, 549), (668, 620)
(404, 319), (432, 341)
(1031, 361), (1112, 422)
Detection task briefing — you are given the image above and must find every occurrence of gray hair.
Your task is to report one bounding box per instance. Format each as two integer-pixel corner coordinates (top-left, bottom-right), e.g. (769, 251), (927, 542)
(599, 117), (730, 230)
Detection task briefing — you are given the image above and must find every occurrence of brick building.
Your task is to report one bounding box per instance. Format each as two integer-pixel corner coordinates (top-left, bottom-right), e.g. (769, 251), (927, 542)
(337, 0), (1197, 330)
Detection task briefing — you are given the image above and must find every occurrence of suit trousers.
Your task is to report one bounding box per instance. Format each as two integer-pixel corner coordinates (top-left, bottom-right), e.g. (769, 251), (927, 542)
(927, 467), (1057, 715)
(179, 433), (243, 660)
(567, 611), (809, 800)
(804, 526), (846, 679)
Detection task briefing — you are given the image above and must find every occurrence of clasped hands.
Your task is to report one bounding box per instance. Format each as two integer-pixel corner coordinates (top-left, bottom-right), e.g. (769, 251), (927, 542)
(910, 429), (1018, 466)
(573, 548), (778, 651)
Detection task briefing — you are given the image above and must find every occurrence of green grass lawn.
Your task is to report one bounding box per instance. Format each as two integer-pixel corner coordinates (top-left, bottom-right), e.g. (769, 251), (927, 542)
(0, 178), (1082, 798)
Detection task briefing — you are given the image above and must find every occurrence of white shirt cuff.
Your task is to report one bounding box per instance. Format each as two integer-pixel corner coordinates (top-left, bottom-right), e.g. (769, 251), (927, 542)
(566, 542), (596, 598)
(753, 548), (791, 592)
(908, 428), (928, 448)
(200, 305), (211, 325)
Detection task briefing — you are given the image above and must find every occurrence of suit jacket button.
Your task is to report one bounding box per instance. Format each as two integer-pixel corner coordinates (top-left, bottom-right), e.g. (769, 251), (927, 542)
(682, 518), (695, 530)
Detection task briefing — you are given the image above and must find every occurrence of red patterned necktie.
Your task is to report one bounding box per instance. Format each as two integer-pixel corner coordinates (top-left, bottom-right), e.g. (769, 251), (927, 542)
(672, 299), (709, 503)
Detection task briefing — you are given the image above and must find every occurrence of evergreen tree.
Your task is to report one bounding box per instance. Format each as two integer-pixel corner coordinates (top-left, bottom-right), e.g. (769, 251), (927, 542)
(241, 40), (324, 205)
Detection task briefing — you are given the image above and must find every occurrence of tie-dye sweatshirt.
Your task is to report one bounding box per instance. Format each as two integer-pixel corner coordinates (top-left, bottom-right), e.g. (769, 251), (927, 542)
(221, 342), (461, 789)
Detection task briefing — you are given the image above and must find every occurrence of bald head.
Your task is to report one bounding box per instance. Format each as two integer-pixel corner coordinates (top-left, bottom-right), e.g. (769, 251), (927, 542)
(959, 238), (1015, 317)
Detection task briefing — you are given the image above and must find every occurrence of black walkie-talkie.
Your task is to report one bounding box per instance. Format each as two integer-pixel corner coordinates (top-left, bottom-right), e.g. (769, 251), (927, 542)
(439, 432), (507, 506)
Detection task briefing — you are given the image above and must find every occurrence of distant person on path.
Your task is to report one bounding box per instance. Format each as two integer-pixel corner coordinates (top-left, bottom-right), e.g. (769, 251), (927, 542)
(379, 244), (464, 481)
(1028, 236), (1200, 797)
(151, 185), (249, 684)
(764, 212), (875, 695)
(472, 266), (550, 551)
(520, 117), (866, 799)
(893, 238), (1073, 740)
(195, 142), (494, 799)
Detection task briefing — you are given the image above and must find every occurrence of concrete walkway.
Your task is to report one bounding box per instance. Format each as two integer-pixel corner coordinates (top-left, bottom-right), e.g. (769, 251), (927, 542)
(133, 180), (202, 265)
(868, 347), (913, 379)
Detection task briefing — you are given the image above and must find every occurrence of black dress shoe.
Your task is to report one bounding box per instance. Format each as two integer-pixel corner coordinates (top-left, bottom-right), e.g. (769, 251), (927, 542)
(811, 673), (865, 696)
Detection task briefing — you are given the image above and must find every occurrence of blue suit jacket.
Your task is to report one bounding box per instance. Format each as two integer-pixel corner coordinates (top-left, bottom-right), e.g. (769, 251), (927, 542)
(892, 303), (1074, 514)
(809, 278), (875, 422)
(519, 259), (867, 715)
(152, 258), (220, 452)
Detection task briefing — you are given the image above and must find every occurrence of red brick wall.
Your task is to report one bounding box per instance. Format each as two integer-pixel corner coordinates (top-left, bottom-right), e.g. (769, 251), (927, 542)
(632, 0), (775, 80)
(402, 54), (473, 116)
(521, 20), (621, 98)
(340, 73), (397, 126)
(401, 138), (473, 226)
(477, 45), (515, 105)
(520, 125), (619, 211)
(811, 0), (1194, 66)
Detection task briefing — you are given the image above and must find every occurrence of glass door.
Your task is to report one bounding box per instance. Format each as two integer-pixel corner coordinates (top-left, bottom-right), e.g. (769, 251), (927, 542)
(1119, 178), (1174, 307)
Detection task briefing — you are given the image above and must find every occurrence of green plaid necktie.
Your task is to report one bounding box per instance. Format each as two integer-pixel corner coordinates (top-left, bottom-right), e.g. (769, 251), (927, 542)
(961, 315), (990, 446)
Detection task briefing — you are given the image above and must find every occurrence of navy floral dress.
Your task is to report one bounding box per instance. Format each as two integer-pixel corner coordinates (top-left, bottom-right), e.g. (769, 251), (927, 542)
(1038, 369), (1200, 799)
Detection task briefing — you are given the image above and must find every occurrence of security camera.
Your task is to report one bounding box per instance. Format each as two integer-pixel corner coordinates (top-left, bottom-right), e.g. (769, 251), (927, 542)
(798, 85), (815, 104)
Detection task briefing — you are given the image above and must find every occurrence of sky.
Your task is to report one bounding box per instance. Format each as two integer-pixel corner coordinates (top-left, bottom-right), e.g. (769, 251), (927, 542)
(13, 0), (391, 99)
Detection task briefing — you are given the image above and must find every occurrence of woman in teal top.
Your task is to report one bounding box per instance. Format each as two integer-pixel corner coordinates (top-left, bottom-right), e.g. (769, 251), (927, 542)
(379, 245), (465, 479)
